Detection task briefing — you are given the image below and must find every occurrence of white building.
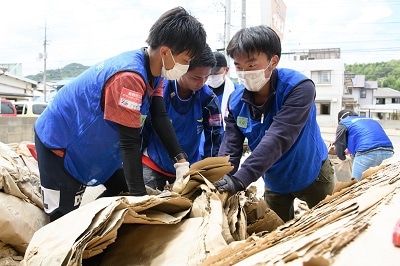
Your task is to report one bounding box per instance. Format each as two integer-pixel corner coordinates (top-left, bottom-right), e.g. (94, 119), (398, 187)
(0, 71), (38, 101)
(359, 87), (400, 120)
(279, 48), (345, 128)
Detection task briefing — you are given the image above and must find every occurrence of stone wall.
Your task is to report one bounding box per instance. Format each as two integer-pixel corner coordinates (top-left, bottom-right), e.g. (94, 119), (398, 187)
(0, 117), (37, 144)
(2, 117), (400, 146)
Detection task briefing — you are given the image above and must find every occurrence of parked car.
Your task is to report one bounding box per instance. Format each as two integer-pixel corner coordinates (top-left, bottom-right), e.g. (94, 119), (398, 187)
(14, 101), (48, 117)
(0, 99), (17, 116)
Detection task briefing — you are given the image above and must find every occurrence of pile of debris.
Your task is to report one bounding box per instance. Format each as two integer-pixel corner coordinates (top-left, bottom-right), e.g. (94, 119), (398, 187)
(1, 141), (399, 265)
(0, 142), (47, 265)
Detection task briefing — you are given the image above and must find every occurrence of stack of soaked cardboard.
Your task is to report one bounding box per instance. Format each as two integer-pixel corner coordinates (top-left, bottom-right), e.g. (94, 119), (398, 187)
(203, 161), (400, 265)
(4, 141), (398, 265)
(19, 155), (283, 265)
(0, 142), (47, 266)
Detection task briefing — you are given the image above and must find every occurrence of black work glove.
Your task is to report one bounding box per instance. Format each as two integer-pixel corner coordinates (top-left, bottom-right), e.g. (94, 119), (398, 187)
(214, 174), (244, 194)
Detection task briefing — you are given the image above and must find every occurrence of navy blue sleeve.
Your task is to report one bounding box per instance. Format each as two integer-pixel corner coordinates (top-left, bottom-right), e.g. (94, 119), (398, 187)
(333, 124), (348, 160)
(218, 111), (246, 174)
(233, 80), (316, 187)
(202, 94), (224, 158)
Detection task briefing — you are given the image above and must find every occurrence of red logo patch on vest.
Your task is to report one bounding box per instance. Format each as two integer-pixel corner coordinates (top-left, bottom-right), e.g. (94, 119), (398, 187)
(119, 87), (142, 111)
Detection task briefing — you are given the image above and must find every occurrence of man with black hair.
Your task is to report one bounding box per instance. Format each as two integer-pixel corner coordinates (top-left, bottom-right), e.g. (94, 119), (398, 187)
(213, 25), (335, 222)
(34, 7), (207, 221)
(334, 109), (394, 180)
(142, 44), (223, 191)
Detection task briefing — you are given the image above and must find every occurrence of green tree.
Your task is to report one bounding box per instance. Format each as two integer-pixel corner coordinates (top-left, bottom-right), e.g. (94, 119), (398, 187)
(345, 60), (400, 91)
(25, 63), (89, 82)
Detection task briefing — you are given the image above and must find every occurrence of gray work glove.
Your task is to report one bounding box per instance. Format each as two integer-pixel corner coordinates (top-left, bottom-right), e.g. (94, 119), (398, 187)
(214, 174), (244, 194)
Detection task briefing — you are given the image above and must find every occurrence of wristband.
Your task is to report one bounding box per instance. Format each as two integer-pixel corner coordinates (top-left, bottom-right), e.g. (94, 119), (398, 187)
(173, 152), (188, 163)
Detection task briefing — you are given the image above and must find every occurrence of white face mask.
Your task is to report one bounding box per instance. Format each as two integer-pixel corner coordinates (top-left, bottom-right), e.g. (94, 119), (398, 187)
(161, 50), (189, 80)
(207, 73), (225, 88)
(237, 61), (272, 92)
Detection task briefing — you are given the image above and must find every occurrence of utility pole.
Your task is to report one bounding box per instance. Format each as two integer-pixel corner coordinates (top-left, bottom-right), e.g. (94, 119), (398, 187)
(222, 0), (232, 70)
(224, 0), (231, 56)
(241, 0), (246, 28)
(43, 21), (48, 102)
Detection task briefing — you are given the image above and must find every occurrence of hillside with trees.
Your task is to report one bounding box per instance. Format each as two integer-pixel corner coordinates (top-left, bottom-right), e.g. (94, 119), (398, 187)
(345, 59), (400, 90)
(25, 63), (89, 82)
(25, 60), (400, 91)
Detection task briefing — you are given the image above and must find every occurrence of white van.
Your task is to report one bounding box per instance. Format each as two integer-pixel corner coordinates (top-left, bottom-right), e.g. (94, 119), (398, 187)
(14, 101), (48, 117)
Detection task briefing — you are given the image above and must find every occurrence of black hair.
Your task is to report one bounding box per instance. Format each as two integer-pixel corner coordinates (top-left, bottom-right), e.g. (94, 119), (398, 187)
(338, 109), (358, 122)
(146, 7), (207, 59)
(226, 25), (281, 60)
(188, 44), (216, 71)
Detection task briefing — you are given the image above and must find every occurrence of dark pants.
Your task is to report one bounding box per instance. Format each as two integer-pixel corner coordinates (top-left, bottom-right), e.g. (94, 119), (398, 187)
(264, 159), (336, 222)
(35, 134), (128, 221)
(142, 164), (175, 191)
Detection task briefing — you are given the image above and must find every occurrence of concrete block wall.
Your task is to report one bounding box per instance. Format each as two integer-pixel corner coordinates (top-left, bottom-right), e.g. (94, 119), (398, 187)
(2, 117), (400, 145)
(0, 117), (37, 144)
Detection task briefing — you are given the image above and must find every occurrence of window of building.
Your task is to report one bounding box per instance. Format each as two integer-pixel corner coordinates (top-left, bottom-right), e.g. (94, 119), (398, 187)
(376, 98), (385, 105)
(311, 70), (331, 84)
(316, 102), (331, 115)
(392, 98), (400, 104)
(360, 89), (366, 98)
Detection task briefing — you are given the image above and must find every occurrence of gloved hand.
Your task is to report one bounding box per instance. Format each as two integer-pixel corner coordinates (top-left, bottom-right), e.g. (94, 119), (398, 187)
(172, 161), (190, 193)
(213, 174), (244, 194)
(174, 161), (189, 180)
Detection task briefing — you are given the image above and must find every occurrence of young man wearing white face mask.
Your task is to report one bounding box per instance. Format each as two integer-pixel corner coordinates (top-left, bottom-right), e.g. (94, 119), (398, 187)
(206, 52), (237, 123)
(34, 7), (206, 221)
(213, 25), (335, 222)
(199, 51), (238, 159)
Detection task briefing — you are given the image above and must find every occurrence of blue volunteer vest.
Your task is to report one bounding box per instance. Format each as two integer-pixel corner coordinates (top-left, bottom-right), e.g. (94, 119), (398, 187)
(35, 49), (162, 185)
(146, 80), (216, 174)
(340, 116), (392, 155)
(229, 68), (327, 193)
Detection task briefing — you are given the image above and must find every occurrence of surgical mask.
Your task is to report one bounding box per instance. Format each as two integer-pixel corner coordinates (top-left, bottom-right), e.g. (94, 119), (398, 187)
(207, 73), (225, 88)
(237, 61), (272, 92)
(161, 50), (189, 80)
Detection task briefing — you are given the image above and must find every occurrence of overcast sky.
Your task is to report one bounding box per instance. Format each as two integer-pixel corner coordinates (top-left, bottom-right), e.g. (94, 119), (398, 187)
(1, 0), (399, 76)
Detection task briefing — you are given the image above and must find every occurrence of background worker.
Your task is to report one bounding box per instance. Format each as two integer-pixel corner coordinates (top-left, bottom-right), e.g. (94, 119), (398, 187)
(213, 25), (335, 222)
(206, 51), (236, 124)
(142, 44), (223, 191)
(199, 51), (237, 158)
(34, 7), (207, 221)
(334, 109), (394, 180)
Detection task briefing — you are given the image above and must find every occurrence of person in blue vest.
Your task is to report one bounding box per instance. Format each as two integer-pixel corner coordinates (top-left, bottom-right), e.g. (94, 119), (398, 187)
(142, 44), (223, 191)
(34, 7), (207, 221)
(199, 51), (237, 158)
(213, 25), (335, 222)
(334, 109), (394, 180)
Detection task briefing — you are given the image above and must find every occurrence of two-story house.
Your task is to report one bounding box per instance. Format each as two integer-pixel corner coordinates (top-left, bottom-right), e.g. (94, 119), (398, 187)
(280, 48), (345, 128)
(359, 87), (400, 120)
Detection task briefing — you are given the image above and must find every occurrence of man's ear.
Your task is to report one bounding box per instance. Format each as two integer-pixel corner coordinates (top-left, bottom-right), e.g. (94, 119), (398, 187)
(271, 55), (280, 68)
(159, 46), (170, 58)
